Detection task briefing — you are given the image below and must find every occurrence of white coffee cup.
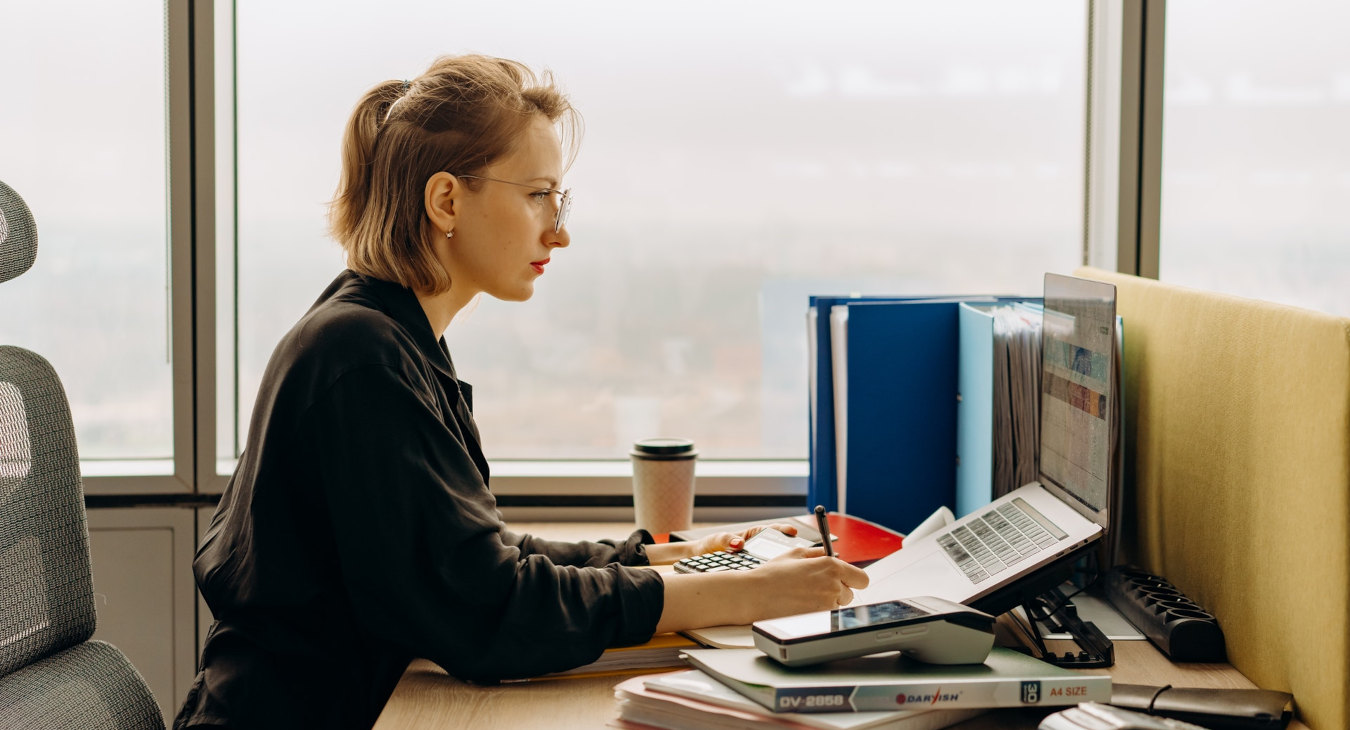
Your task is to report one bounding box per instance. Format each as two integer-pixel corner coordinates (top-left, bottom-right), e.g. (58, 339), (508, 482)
(630, 438), (698, 534)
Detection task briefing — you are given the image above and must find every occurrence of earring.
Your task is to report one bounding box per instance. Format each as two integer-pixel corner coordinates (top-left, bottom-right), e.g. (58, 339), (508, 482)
(445, 230), (454, 239)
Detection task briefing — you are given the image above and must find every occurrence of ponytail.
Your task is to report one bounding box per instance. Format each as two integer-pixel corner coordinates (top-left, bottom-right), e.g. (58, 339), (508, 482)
(330, 80), (405, 259)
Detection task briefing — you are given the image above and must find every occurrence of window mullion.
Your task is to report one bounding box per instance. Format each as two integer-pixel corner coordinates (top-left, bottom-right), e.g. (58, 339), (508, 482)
(167, 0), (196, 493)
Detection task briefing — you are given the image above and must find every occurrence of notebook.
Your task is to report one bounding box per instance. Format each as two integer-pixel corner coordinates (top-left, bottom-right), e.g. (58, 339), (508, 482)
(856, 273), (1119, 616)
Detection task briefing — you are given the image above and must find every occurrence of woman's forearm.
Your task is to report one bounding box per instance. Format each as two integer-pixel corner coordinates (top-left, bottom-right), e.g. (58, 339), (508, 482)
(655, 571), (761, 633)
(644, 541), (696, 565)
(654, 552), (870, 634)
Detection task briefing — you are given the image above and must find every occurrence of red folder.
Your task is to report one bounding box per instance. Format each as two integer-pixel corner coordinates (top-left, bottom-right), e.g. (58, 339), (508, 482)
(666, 512), (904, 567)
(821, 512), (905, 567)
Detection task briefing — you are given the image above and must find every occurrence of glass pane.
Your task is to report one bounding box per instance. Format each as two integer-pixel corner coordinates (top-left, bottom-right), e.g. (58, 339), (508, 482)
(1161, 0), (1350, 316)
(0, 3), (171, 460)
(230, 1), (1085, 460)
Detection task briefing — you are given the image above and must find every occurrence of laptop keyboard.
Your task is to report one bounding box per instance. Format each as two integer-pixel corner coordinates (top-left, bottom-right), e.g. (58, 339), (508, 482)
(937, 498), (1068, 584)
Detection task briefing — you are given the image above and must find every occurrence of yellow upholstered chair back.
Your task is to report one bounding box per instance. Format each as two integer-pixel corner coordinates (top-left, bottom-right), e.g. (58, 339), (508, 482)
(1078, 266), (1350, 730)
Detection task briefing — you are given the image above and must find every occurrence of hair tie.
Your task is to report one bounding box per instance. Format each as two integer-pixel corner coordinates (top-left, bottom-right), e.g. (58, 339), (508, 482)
(401, 79), (411, 92)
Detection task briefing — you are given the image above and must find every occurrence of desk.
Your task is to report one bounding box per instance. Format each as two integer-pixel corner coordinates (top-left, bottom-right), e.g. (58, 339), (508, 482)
(375, 523), (1308, 730)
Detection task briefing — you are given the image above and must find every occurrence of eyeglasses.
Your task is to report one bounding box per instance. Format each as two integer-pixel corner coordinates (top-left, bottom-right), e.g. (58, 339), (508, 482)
(456, 174), (572, 233)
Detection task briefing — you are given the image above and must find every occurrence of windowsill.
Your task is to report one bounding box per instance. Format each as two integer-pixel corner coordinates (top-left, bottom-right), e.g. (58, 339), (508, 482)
(209, 458), (806, 481)
(79, 459), (809, 498)
(80, 459), (175, 477)
(486, 460), (808, 479)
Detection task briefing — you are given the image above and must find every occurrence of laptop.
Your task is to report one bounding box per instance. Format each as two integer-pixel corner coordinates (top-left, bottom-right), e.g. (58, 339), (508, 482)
(854, 273), (1119, 616)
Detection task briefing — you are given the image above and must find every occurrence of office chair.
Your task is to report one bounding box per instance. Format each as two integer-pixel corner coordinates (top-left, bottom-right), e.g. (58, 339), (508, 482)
(0, 179), (164, 729)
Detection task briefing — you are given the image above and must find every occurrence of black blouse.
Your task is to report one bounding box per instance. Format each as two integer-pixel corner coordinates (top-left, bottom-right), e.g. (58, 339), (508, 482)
(175, 271), (664, 730)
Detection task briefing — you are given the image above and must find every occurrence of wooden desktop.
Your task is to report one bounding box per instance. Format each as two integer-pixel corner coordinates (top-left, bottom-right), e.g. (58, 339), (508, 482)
(374, 522), (1307, 730)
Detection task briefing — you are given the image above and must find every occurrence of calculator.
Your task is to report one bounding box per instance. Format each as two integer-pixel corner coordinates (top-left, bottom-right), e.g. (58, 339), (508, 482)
(673, 528), (817, 573)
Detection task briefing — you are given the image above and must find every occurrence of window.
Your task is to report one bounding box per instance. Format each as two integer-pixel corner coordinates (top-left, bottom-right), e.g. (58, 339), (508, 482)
(221, 1), (1087, 466)
(1160, 0), (1350, 316)
(0, 3), (173, 465)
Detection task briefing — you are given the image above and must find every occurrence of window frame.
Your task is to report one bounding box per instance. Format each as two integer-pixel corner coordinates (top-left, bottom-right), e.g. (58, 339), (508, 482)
(79, 0), (1164, 515)
(79, 0), (206, 496)
(1084, 0), (1166, 278)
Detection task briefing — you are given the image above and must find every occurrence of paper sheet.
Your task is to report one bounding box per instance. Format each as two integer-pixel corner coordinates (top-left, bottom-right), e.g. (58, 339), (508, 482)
(682, 506), (953, 649)
(902, 506), (953, 544)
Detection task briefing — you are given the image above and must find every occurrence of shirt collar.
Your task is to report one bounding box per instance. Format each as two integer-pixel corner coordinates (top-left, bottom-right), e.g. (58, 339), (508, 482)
(327, 270), (459, 382)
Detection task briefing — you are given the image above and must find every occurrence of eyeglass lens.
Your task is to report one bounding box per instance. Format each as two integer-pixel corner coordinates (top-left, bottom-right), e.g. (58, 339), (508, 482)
(556, 190), (572, 233)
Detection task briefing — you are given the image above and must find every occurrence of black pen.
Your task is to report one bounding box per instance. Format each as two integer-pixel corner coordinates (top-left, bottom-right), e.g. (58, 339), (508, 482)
(814, 505), (835, 558)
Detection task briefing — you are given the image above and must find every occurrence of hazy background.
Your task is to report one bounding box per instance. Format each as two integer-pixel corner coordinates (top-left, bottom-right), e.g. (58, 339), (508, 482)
(2, 1), (1346, 466)
(225, 0), (1086, 462)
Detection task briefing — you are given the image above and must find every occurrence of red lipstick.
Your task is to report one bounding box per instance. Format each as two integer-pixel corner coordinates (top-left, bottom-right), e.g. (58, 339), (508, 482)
(530, 257), (550, 274)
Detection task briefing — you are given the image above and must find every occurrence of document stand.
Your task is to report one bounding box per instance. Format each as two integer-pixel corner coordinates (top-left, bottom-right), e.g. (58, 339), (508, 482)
(1021, 586), (1115, 669)
(968, 542), (1114, 668)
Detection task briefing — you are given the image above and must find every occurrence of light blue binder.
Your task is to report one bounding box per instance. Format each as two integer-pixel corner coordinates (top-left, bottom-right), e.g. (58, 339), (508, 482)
(956, 303), (997, 518)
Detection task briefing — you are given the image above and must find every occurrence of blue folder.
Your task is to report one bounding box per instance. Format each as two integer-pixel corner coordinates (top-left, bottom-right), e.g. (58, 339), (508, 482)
(807, 295), (936, 519)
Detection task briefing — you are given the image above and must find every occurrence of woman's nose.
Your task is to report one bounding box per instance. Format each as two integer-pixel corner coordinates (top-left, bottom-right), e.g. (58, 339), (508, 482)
(550, 223), (570, 248)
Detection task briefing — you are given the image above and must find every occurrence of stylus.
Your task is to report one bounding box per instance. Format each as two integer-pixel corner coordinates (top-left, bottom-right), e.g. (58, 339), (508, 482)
(814, 505), (835, 558)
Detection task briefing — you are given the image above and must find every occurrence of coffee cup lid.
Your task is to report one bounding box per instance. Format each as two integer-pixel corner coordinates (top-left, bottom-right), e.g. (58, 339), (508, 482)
(631, 438), (696, 457)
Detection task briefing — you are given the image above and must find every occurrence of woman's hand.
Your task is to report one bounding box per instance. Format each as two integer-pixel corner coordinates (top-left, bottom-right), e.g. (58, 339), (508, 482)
(750, 547), (870, 617)
(644, 523), (800, 565)
(688, 523), (799, 558)
(655, 547), (870, 633)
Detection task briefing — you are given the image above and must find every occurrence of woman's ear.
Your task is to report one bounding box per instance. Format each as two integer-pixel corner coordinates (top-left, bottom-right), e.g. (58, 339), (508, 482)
(424, 172), (460, 236)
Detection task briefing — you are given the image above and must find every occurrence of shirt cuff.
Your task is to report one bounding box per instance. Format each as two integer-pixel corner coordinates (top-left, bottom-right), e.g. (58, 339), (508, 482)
(621, 529), (655, 566)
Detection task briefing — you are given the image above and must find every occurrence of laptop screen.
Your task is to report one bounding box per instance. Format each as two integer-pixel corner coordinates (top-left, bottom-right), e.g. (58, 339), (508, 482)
(1037, 273), (1117, 519)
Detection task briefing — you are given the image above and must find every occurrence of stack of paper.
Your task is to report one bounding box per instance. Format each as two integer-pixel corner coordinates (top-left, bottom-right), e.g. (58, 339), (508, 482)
(614, 668), (983, 730)
(530, 633), (697, 680)
(992, 304), (1043, 499)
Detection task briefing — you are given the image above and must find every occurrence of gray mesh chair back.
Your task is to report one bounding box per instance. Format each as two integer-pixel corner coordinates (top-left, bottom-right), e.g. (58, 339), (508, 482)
(0, 347), (97, 671)
(0, 181), (37, 285)
(0, 181), (165, 729)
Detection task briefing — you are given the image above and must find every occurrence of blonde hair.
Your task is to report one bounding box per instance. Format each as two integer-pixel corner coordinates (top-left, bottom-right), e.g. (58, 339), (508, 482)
(329, 55), (578, 294)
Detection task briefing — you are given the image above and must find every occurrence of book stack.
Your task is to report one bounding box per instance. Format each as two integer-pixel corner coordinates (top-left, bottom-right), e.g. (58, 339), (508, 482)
(614, 647), (1110, 729)
(614, 669), (983, 730)
(524, 633), (699, 681)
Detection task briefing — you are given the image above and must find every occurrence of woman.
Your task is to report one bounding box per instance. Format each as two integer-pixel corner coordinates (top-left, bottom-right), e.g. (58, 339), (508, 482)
(175, 54), (867, 730)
